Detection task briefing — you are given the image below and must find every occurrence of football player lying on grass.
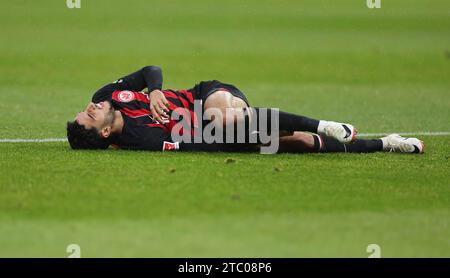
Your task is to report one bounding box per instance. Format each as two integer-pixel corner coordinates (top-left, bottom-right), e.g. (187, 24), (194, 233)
(67, 66), (424, 154)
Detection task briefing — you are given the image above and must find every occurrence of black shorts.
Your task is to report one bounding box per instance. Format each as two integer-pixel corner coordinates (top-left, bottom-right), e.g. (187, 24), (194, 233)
(190, 80), (250, 106)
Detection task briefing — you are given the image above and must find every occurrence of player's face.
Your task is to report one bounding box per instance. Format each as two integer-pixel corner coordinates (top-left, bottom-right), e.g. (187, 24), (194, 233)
(75, 101), (115, 133)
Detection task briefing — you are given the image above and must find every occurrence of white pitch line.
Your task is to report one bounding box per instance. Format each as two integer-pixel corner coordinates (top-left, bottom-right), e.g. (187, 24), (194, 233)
(358, 131), (450, 137)
(0, 138), (68, 143)
(0, 131), (449, 143)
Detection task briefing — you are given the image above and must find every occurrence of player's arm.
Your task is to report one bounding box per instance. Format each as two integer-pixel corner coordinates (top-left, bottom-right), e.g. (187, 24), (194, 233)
(115, 65), (170, 122)
(91, 66), (165, 102)
(119, 125), (171, 151)
(119, 65), (163, 92)
(92, 66), (170, 123)
(121, 126), (222, 152)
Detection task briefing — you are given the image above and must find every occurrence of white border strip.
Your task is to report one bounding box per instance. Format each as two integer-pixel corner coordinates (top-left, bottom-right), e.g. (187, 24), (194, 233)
(0, 131), (449, 143)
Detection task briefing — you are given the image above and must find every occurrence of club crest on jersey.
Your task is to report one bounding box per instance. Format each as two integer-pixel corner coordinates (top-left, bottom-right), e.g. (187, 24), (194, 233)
(117, 91), (135, 102)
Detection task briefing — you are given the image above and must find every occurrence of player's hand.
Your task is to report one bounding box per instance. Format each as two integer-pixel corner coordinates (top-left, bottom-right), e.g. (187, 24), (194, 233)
(149, 89), (170, 124)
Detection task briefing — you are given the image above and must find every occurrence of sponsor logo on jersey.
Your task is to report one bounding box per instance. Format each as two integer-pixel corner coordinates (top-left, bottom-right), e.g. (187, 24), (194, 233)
(163, 141), (179, 151)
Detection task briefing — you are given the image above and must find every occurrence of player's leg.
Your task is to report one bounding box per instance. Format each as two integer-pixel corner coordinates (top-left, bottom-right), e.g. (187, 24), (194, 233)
(276, 132), (424, 154)
(203, 90), (248, 127)
(200, 80), (357, 143)
(277, 132), (315, 153)
(204, 94), (357, 145)
(203, 91), (423, 154)
(276, 132), (382, 153)
(247, 108), (357, 144)
(203, 90), (261, 152)
(315, 134), (423, 154)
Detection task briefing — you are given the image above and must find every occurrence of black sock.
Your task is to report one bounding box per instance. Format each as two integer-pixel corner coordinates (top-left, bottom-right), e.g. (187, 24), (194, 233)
(348, 139), (383, 153)
(253, 108), (320, 133)
(317, 136), (383, 153)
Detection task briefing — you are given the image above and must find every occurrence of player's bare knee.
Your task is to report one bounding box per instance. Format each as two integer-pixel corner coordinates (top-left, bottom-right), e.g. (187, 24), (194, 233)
(231, 96), (248, 109)
(203, 90), (233, 111)
(205, 91), (237, 126)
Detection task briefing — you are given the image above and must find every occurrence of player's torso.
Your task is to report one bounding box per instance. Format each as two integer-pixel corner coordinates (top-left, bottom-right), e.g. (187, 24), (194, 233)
(110, 89), (197, 134)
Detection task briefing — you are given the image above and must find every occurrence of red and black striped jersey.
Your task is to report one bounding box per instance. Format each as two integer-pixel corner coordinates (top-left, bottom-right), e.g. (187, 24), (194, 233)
(91, 66), (199, 151)
(110, 89), (198, 151)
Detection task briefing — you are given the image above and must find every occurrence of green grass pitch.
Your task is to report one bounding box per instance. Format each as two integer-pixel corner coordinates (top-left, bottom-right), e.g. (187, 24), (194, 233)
(0, 0), (449, 257)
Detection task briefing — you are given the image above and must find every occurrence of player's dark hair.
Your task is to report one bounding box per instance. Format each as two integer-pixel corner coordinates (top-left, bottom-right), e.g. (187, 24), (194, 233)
(66, 121), (112, 150)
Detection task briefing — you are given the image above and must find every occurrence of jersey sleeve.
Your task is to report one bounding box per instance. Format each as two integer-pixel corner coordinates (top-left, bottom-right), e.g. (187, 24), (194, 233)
(118, 124), (226, 152)
(117, 125), (171, 151)
(92, 66), (163, 103)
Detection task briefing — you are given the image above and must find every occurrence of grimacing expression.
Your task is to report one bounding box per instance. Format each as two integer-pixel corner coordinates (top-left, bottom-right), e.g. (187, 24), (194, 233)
(75, 101), (115, 136)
